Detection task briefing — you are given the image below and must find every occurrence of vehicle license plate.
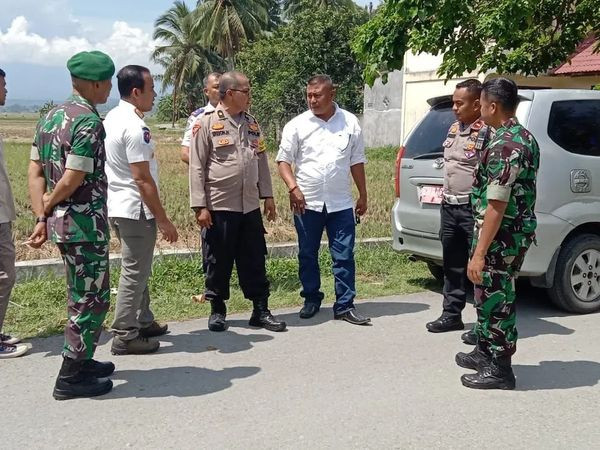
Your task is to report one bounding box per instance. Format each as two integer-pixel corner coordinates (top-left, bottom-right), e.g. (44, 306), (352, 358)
(418, 185), (443, 204)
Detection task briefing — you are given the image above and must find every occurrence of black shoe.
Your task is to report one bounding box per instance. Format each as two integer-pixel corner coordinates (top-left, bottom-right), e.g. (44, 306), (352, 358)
(334, 309), (371, 325)
(461, 356), (516, 390)
(426, 315), (464, 333)
(461, 329), (477, 345)
(249, 311), (287, 332)
(208, 313), (227, 332)
(80, 359), (115, 378)
(299, 303), (320, 319)
(53, 357), (113, 400)
(455, 343), (491, 371)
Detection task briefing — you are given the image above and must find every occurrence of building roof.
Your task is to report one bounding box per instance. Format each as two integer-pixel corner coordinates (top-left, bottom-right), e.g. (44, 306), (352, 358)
(553, 36), (600, 75)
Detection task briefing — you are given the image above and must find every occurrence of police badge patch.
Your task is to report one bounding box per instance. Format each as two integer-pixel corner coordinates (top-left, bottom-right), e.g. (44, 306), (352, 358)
(142, 127), (151, 144)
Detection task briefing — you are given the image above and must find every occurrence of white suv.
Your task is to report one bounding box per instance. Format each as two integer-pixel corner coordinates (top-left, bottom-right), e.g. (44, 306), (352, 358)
(392, 89), (600, 313)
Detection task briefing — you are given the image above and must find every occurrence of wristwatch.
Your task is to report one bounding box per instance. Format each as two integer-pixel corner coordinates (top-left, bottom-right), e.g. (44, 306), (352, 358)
(36, 216), (47, 224)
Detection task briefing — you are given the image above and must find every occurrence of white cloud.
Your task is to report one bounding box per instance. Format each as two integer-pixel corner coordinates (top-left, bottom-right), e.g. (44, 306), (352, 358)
(0, 16), (160, 73)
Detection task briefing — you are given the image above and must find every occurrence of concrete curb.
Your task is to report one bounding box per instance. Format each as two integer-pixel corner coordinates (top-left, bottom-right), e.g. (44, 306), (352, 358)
(15, 237), (392, 282)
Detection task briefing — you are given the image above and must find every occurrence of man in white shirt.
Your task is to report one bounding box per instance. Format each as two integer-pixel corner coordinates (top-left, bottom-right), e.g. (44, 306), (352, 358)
(104, 65), (178, 355)
(276, 74), (370, 325)
(0, 68), (29, 358)
(180, 72), (221, 164)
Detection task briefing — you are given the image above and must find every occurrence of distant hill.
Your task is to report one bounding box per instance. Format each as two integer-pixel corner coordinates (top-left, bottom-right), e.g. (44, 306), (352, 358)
(0, 97), (160, 115)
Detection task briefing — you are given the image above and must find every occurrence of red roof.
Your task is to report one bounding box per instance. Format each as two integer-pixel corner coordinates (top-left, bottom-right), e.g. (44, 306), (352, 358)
(553, 37), (600, 75)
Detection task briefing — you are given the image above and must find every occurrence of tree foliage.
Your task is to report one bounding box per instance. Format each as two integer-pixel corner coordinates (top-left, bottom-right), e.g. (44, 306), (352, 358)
(155, 94), (189, 123)
(195, 0), (270, 61)
(152, 1), (224, 123)
(282, 0), (357, 18)
(352, 0), (600, 85)
(237, 4), (368, 144)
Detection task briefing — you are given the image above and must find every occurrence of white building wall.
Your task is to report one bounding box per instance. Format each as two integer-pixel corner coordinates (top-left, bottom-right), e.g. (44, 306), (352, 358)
(363, 51), (600, 147)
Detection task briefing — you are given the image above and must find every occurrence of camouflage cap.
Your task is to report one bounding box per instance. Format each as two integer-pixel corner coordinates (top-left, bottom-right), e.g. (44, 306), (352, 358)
(67, 51), (115, 81)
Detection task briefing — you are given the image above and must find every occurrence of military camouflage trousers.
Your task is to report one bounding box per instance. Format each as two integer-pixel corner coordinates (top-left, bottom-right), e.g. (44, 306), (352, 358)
(56, 242), (110, 360)
(473, 239), (532, 358)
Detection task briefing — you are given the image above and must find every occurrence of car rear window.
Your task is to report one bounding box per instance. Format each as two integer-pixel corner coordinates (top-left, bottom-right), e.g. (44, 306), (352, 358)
(404, 102), (455, 159)
(547, 100), (600, 156)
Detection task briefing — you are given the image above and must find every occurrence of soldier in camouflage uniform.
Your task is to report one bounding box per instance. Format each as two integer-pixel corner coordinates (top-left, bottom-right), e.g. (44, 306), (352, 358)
(456, 77), (539, 390)
(27, 51), (116, 400)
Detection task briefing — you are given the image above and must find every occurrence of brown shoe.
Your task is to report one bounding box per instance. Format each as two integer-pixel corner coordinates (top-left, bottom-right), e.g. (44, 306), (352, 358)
(139, 321), (168, 338)
(111, 336), (160, 355)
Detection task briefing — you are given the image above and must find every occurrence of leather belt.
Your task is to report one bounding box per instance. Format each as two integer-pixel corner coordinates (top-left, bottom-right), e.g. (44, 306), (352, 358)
(443, 193), (470, 205)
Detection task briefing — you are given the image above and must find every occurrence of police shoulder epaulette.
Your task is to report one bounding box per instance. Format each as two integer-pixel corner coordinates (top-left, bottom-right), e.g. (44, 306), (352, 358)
(245, 111), (258, 123)
(191, 107), (205, 117)
(470, 119), (484, 132)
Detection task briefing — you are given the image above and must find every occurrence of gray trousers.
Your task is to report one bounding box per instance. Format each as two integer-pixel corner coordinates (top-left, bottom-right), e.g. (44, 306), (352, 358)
(109, 215), (157, 340)
(0, 222), (16, 333)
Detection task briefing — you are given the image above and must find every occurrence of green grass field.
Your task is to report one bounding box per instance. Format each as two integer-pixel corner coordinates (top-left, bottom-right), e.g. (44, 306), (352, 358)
(4, 244), (435, 339)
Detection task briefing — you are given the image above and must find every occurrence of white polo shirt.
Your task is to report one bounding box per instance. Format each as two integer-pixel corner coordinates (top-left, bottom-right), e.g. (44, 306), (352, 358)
(181, 102), (215, 147)
(276, 105), (367, 213)
(104, 100), (159, 220)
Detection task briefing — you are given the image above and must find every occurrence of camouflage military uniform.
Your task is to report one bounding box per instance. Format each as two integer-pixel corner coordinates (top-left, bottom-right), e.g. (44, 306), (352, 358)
(31, 94), (110, 360)
(471, 117), (539, 357)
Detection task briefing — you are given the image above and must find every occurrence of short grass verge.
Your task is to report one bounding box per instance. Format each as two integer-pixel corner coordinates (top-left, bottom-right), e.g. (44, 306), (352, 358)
(4, 243), (438, 339)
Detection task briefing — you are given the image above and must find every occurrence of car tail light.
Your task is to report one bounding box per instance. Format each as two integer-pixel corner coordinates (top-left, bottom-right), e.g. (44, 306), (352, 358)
(394, 146), (405, 198)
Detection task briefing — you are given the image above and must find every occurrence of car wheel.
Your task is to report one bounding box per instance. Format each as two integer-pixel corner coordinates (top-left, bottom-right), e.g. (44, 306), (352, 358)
(426, 262), (444, 285)
(548, 233), (600, 313)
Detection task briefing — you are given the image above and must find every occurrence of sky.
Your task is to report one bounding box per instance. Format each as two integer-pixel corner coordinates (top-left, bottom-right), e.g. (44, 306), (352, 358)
(0, 0), (378, 103)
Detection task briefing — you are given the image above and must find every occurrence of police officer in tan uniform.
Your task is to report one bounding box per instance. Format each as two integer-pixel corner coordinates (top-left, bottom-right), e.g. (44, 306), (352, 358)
(426, 79), (490, 339)
(189, 71), (286, 332)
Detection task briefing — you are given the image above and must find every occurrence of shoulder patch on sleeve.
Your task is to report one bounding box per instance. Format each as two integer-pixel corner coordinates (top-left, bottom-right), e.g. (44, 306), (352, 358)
(192, 122), (201, 137)
(142, 126), (151, 144)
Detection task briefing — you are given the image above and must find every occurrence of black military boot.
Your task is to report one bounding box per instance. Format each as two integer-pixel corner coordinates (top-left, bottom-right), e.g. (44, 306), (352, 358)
(208, 299), (227, 332)
(455, 341), (491, 371)
(53, 356), (113, 400)
(461, 328), (477, 345)
(80, 359), (115, 377)
(249, 298), (287, 332)
(461, 355), (516, 390)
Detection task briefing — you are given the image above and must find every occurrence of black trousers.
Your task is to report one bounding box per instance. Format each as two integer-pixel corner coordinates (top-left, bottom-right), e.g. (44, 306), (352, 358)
(440, 202), (474, 318)
(201, 208), (269, 304)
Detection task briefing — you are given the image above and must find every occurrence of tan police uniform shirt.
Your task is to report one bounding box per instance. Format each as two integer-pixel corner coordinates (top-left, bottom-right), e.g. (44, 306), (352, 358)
(0, 136), (17, 224)
(189, 104), (273, 213)
(442, 118), (489, 203)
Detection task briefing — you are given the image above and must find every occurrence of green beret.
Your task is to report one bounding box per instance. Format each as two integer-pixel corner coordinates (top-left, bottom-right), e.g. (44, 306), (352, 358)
(67, 51), (115, 81)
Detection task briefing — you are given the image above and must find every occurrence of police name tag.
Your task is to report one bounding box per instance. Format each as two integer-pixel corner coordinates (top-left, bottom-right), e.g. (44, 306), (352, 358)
(418, 185), (443, 205)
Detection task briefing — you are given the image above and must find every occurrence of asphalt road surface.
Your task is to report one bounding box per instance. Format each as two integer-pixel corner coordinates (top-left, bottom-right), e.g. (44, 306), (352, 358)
(3, 286), (599, 449)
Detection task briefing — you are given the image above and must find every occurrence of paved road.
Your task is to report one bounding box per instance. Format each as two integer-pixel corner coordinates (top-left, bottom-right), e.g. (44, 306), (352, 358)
(4, 287), (599, 449)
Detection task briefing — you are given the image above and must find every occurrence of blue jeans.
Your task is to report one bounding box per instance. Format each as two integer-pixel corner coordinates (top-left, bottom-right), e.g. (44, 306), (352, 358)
(293, 207), (356, 314)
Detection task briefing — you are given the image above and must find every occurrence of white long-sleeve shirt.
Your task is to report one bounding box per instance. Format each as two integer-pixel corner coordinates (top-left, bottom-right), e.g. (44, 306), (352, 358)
(276, 105), (367, 213)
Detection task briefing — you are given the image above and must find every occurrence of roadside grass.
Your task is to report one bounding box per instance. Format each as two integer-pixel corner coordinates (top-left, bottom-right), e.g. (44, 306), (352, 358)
(4, 244), (437, 339)
(0, 125), (398, 260)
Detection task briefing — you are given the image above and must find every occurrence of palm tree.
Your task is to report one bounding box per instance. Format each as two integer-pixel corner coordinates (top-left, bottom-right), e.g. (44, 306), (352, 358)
(195, 0), (270, 64)
(152, 1), (223, 124)
(282, 0), (356, 19)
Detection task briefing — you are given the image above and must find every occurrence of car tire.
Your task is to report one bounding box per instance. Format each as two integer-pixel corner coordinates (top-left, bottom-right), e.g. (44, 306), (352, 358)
(548, 233), (600, 313)
(427, 262), (444, 285)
